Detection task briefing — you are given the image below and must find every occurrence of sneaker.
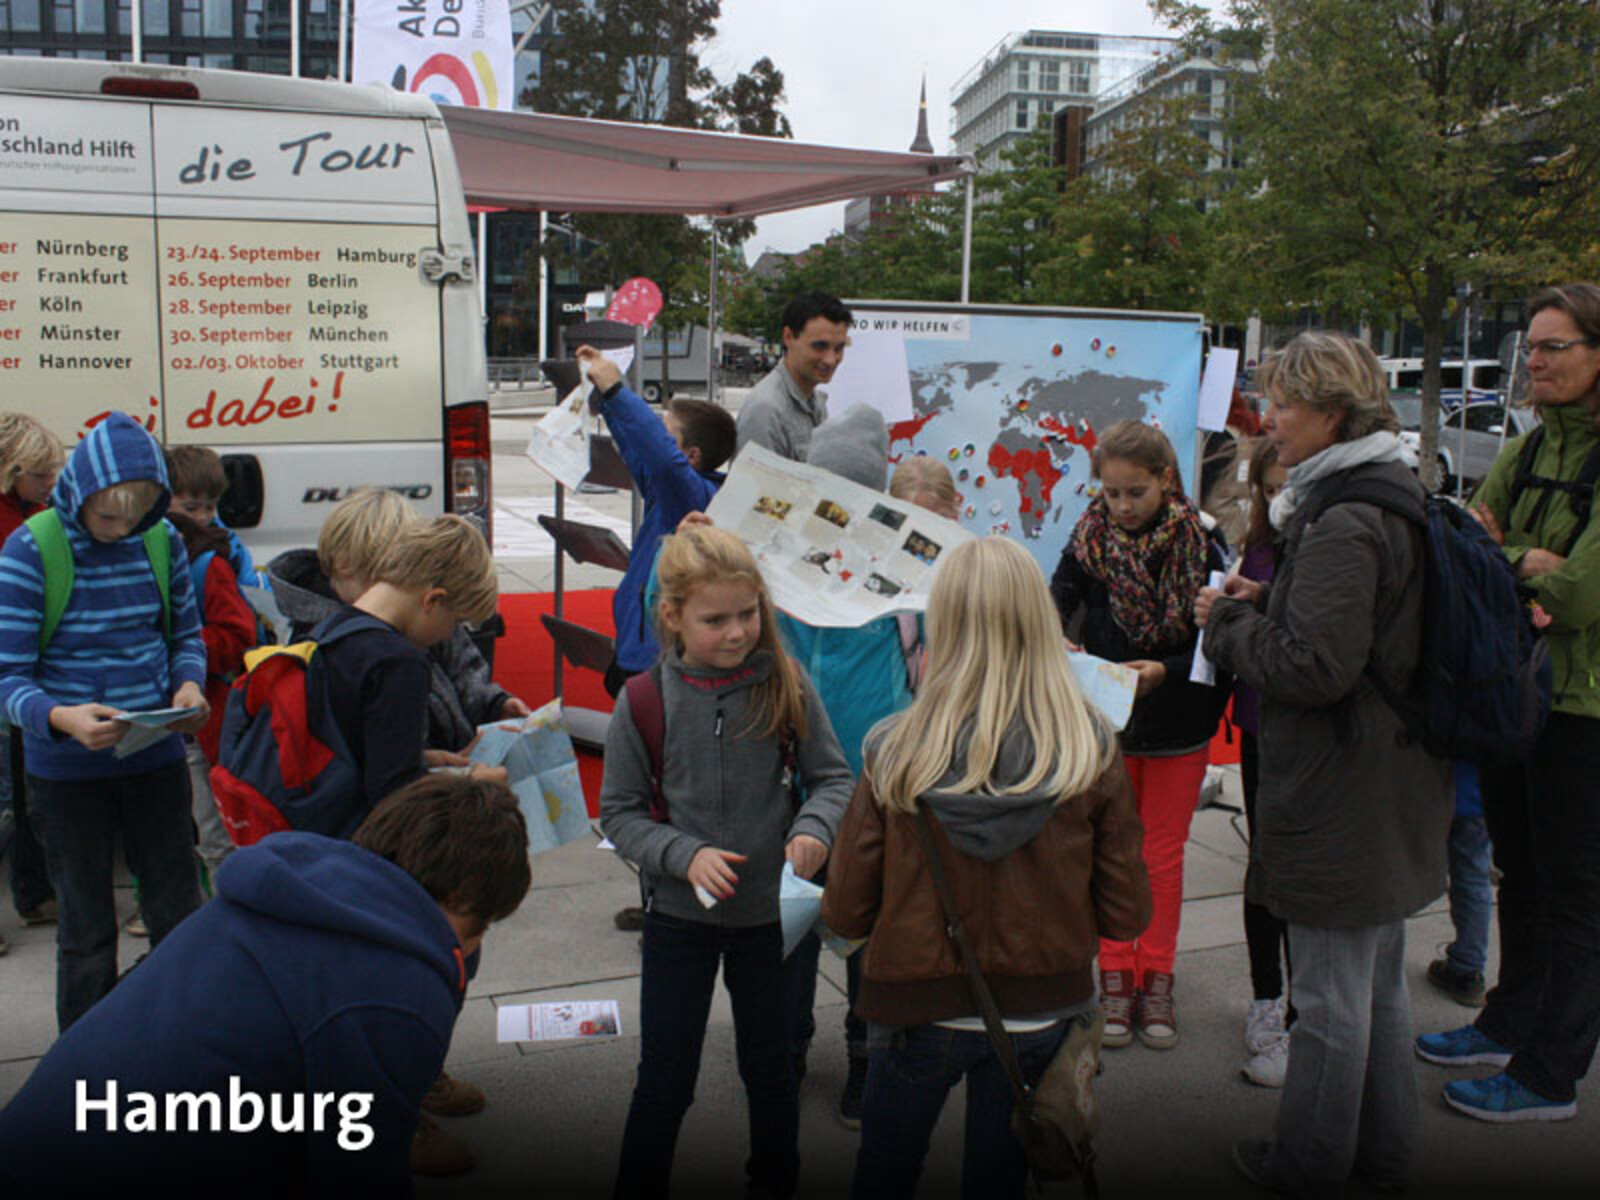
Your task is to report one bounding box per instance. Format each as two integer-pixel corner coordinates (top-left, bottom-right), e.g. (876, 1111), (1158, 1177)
(614, 906), (645, 932)
(421, 1070), (485, 1117)
(1137, 970), (1178, 1050)
(1443, 1072), (1576, 1123)
(837, 1056), (867, 1129)
(123, 911), (148, 938)
(1415, 1025), (1511, 1067)
(1100, 969), (1136, 1049)
(1245, 996), (1287, 1055)
(18, 898), (58, 926)
(410, 1114), (475, 1176)
(1241, 1034), (1289, 1088)
(1426, 958), (1486, 1008)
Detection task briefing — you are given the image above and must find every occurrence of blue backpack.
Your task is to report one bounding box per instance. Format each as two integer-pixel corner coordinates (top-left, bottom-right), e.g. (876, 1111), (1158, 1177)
(1306, 474), (1551, 768)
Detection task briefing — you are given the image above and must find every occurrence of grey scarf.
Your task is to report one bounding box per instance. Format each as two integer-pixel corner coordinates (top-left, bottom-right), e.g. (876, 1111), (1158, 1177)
(1269, 431), (1404, 530)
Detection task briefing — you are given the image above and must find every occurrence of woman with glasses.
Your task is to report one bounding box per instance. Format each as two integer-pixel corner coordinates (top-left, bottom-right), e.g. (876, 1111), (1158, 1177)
(1415, 283), (1600, 1124)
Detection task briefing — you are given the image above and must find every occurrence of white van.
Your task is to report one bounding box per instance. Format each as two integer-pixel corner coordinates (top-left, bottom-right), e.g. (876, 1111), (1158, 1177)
(0, 59), (491, 559)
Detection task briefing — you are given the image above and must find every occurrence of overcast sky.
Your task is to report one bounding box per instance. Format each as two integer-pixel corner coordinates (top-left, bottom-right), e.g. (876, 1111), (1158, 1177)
(708, 0), (1214, 261)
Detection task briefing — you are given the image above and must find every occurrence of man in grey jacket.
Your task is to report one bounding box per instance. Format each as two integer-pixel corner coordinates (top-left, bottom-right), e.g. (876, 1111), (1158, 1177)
(736, 292), (853, 463)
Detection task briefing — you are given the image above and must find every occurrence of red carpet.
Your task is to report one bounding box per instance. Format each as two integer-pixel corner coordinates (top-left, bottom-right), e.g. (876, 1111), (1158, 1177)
(493, 589), (617, 816)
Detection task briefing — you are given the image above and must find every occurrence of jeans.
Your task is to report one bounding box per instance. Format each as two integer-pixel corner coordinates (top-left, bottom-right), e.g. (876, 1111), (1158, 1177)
(0, 727), (54, 914)
(852, 1021), (1068, 1200)
(1241, 732), (1291, 1000)
(1265, 921), (1417, 1200)
(781, 927), (821, 1065)
(28, 763), (201, 1031)
(1445, 813), (1493, 976)
(615, 912), (798, 1198)
(1476, 712), (1600, 1103)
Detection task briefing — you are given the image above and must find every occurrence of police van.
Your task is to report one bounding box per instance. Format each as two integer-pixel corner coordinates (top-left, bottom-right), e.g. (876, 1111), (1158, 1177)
(0, 58), (491, 558)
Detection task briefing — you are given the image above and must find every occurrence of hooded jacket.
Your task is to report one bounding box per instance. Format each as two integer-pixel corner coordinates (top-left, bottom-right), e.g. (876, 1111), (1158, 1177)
(0, 832), (466, 1197)
(821, 720), (1151, 1026)
(1204, 459), (1451, 927)
(599, 647), (853, 927)
(268, 549), (508, 753)
(0, 413), (205, 780)
(776, 404), (909, 772)
(594, 382), (726, 674)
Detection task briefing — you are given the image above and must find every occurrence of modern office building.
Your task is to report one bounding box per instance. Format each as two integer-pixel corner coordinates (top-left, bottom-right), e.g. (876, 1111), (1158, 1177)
(950, 29), (1174, 169)
(1080, 40), (1258, 183)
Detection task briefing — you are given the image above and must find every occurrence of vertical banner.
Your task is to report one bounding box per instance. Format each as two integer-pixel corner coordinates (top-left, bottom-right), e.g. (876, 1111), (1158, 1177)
(353, 0), (514, 111)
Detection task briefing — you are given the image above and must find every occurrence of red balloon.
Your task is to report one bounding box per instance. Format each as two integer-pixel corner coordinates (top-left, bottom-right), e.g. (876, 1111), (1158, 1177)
(606, 278), (664, 332)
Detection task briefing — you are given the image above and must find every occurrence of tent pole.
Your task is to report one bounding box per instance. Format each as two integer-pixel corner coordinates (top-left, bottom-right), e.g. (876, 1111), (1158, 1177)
(338, 0), (349, 81)
(537, 211), (549, 360)
(707, 220), (719, 405)
(960, 170), (973, 304)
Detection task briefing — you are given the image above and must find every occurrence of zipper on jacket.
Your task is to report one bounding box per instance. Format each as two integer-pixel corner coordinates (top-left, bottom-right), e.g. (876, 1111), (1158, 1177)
(715, 708), (724, 738)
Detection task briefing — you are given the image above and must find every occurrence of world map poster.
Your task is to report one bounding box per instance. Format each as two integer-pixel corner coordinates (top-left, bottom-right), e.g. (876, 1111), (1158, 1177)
(851, 303), (1205, 578)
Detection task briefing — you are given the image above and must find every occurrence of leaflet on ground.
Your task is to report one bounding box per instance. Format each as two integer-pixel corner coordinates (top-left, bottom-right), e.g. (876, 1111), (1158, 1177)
(497, 999), (623, 1043)
(469, 698), (592, 855)
(707, 443), (975, 628)
(1067, 651), (1138, 732)
(111, 706), (201, 759)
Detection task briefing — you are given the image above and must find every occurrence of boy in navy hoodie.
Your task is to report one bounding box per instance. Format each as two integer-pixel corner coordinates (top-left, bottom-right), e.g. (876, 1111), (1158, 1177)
(0, 413), (208, 1030)
(0, 774), (533, 1197)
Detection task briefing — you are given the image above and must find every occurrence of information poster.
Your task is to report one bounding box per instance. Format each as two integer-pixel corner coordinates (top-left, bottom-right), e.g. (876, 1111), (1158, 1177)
(0, 214), (162, 438)
(159, 220), (441, 445)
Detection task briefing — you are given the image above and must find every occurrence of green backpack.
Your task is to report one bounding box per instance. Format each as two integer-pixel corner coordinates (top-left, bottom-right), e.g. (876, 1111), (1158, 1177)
(25, 508), (171, 651)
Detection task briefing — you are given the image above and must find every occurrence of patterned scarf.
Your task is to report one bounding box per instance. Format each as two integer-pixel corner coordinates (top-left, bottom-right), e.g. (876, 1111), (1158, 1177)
(1070, 493), (1209, 650)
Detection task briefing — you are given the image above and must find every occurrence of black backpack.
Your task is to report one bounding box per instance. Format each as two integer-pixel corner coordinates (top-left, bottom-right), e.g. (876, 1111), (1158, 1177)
(1505, 424), (1600, 556)
(1305, 474), (1550, 768)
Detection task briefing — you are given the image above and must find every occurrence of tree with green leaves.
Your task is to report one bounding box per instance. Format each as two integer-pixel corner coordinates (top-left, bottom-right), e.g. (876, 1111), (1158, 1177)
(520, 0), (793, 391)
(1158, 0), (1600, 486)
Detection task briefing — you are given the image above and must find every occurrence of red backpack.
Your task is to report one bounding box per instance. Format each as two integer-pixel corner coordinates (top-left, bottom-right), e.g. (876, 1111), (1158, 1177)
(210, 611), (388, 846)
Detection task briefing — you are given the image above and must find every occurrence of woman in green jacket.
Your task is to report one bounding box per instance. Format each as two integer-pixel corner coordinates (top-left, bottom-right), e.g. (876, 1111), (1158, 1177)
(1416, 283), (1600, 1123)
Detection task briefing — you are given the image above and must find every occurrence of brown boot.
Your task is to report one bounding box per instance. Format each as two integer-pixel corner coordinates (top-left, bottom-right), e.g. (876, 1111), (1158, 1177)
(409, 1114), (475, 1176)
(1100, 968), (1136, 1048)
(421, 1070), (486, 1117)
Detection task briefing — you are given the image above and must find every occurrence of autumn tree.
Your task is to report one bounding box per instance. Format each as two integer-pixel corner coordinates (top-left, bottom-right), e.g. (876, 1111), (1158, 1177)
(1159, 0), (1600, 485)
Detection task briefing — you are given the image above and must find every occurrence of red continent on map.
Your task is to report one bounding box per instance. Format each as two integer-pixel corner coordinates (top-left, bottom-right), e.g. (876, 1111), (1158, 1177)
(987, 440), (1062, 517)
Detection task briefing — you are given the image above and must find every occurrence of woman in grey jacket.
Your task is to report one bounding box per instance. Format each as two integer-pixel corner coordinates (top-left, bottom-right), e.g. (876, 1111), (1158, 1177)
(1196, 332), (1452, 1199)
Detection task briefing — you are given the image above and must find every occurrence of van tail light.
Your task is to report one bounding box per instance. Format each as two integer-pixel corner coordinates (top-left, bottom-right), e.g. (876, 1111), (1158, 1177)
(101, 78), (200, 100)
(446, 402), (492, 547)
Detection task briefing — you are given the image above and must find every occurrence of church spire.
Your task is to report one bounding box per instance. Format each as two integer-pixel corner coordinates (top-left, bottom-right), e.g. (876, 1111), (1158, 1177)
(910, 72), (934, 154)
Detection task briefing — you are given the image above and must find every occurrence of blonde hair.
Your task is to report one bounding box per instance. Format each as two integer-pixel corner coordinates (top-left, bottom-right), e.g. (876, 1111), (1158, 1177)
(0, 413), (65, 494)
(1257, 331), (1398, 442)
(889, 457), (959, 515)
(654, 525), (807, 742)
(370, 515), (498, 624)
(85, 479), (162, 520)
(1091, 420), (1179, 483)
(868, 537), (1114, 814)
(317, 487), (417, 583)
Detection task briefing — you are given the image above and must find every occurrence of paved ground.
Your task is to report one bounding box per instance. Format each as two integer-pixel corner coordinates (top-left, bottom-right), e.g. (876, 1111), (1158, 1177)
(3, 398), (1598, 1194)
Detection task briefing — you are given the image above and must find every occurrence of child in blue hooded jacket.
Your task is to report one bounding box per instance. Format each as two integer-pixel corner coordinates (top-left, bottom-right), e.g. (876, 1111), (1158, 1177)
(0, 412), (208, 1030)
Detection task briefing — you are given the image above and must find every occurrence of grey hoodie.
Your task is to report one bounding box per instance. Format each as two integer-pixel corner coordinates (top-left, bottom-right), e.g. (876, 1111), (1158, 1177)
(808, 405), (889, 491)
(600, 648), (853, 926)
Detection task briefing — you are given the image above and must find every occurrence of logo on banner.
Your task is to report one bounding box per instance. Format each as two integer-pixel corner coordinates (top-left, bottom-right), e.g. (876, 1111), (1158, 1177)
(354, 0), (514, 112)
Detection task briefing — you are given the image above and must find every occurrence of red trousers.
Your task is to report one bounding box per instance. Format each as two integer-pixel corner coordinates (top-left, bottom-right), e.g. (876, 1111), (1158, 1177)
(1099, 747), (1210, 977)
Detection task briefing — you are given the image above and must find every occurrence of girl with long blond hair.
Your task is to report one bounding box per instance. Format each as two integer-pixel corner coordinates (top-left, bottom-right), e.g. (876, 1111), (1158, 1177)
(600, 524), (853, 1198)
(823, 536), (1151, 1198)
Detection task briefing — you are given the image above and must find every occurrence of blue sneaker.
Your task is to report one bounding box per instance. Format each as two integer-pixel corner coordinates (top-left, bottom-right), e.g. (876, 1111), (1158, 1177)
(1444, 1072), (1576, 1123)
(1415, 1025), (1512, 1067)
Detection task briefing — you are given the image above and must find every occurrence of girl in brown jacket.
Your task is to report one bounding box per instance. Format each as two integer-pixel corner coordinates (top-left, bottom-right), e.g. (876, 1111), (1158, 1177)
(822, 536), (1151, 1199)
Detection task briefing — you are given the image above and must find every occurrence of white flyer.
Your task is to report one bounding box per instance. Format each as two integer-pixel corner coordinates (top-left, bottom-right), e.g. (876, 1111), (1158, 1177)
(708, 443), (974, 628)
(1067, 651), (1139, 732)
(497, 999), (624, 1043)
(525, 363), (594, 490)
(111, 706), (201, 759)
(1190, 570), (1228, 685)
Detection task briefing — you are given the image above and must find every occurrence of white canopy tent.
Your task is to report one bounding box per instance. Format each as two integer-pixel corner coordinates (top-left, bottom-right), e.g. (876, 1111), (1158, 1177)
(438, 106), (976, 388)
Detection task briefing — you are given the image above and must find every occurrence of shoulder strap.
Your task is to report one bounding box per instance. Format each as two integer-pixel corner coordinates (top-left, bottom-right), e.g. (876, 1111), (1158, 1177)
(25, 509), (72, 652)
(912, 811), (1036, 1112)
(144, 523), (171, 641)
(624, 665), (668, 823)
(1507, 424), (1547, 514)
(190, 548), (217, 613)
(1560, 439), (1600, 556)
(1303, 472), (1426, 532)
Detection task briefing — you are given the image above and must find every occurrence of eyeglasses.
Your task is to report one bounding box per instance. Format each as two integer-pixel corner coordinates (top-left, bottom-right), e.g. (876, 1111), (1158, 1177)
(1519, 337), (1599, 358)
